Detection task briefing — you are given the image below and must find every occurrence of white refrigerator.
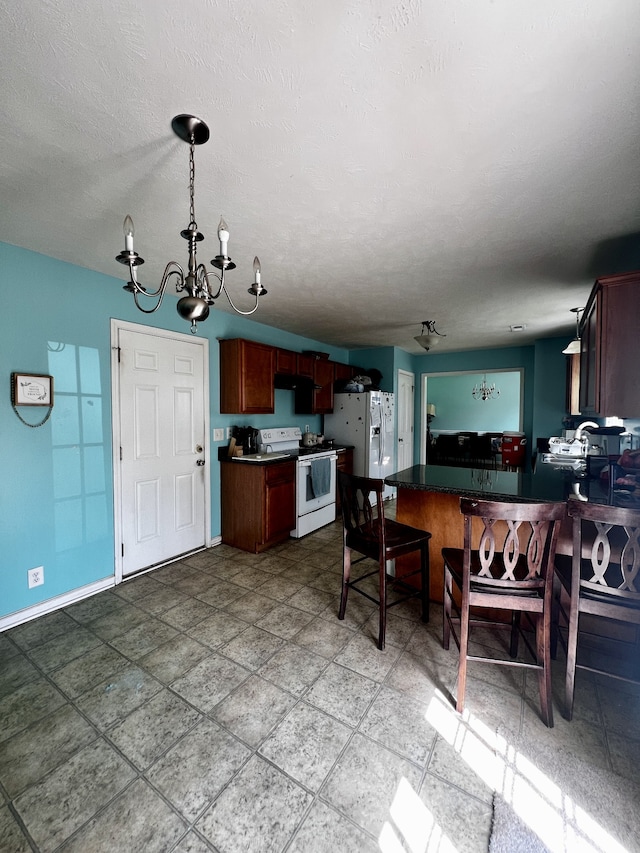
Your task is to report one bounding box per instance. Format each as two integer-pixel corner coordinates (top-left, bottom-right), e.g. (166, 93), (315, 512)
(325, 391), (396, 499)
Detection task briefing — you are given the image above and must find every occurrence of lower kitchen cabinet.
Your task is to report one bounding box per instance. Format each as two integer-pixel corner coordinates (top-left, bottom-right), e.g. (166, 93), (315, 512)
(221, 460), (296, 553)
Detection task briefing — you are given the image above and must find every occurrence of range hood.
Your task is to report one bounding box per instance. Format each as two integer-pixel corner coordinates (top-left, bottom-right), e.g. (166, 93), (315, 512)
(274, 373), (320, 391)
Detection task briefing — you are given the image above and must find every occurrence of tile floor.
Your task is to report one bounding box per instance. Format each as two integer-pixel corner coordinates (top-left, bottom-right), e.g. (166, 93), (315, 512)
(2, 509), (640, 852)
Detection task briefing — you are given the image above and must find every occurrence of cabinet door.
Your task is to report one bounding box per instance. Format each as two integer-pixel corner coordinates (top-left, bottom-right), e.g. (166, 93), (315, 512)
(599, 275), (640, 417)
(335, 448), (353, 518)
(276, 348), (297, 375)
(264, 464), (296, 543)
(313, 359), (335, 414)
(334, 363), (354, 381)
(220, 339), (275, 414)
(297, 354), (314, 378)
(579, 290), (599, 415)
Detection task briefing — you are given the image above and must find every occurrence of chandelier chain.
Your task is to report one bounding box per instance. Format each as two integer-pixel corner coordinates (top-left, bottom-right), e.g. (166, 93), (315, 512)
(189, 142), (197, 228)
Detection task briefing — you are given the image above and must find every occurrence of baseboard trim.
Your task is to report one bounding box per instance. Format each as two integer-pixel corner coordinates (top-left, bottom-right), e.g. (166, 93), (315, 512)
(1, 540), (225, 633)
(0, 577), (115, 633)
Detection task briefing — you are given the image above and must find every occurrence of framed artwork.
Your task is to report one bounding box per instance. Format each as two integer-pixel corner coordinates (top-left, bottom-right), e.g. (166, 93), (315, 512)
(11, 373), (54, 406)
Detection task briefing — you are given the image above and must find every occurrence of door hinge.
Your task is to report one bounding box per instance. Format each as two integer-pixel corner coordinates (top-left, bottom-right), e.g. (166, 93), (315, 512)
(117, 346), (121, 363)
(120, 446), (123, 461)
(121, 543), (125, 556)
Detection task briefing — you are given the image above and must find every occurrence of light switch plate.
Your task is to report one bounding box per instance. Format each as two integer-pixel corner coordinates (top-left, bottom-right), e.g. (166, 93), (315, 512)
(213, 428), (224, 441)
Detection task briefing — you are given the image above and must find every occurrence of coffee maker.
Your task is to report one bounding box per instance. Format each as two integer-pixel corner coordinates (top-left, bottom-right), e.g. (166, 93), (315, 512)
(233, 426), (259, 454)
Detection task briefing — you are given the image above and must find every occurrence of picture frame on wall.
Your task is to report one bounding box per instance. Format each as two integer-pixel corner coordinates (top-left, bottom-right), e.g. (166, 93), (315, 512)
(11, 373), (54, 407)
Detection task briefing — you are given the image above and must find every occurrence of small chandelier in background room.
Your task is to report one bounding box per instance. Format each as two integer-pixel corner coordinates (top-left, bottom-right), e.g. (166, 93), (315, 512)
(116, 114), (267, 334)
(414, 320), (446, 351)
(472, 374), (500, 401)
(561, 307), (584, 355)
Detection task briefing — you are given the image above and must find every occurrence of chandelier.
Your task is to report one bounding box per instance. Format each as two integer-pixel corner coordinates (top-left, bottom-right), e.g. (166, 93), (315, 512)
(414, 320), (446, 351)
(472, 374), (500, 401)
(116, 114), (267, 334)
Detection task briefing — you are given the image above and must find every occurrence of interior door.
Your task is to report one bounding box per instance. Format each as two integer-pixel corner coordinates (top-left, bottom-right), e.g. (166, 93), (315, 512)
(116, 325), (208, 576)
(397, 370), (414, 471)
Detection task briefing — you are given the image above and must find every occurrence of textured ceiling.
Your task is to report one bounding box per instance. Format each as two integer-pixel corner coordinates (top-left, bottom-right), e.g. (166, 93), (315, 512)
(2, 0), (640, 353)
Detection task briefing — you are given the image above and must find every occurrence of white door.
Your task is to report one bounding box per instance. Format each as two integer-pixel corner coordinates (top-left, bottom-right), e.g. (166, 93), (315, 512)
(114, 323), (209, 577)
(397, 370), (414, 471)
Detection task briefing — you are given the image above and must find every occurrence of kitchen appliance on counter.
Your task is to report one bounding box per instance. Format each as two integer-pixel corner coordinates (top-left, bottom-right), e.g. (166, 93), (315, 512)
(325, 391), (395, 499)
(257, 426), (338, 537)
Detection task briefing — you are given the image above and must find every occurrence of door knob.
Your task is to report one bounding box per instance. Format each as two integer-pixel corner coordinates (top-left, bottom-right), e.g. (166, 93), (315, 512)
(195, 444), (203, 453)
(196, 459), (205, 466)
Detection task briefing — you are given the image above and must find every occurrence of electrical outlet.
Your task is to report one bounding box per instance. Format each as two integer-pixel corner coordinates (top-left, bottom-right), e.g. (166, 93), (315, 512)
(226, 427), (233, 439)
(213, 428), (224, 441)
(28, 566), (44, 589)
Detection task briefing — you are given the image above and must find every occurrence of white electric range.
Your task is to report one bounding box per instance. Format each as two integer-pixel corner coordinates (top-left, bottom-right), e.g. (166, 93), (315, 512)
(256, 426), (338, 537)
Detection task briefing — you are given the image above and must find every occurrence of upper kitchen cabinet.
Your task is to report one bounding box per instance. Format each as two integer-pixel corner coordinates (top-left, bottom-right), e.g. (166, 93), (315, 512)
(220, 339), (275, 414)
(295, 357), (335, 415)
(579, 271), (640, 418)
(275, 348), (297, 375)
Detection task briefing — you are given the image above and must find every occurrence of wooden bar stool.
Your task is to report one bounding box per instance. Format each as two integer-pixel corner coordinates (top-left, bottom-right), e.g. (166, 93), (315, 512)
(337, 471), (431, 650)
(552, 500), (640, 720)
(442, 498), (565, 727)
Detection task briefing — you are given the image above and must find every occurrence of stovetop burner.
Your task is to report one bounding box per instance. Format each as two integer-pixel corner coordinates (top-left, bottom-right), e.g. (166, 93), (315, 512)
(256, 427), (337, 460)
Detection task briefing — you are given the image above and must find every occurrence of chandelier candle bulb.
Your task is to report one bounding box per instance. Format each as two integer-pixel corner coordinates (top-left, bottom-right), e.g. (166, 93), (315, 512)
(123, 215), (135, 251)
(218, 217), (229, 256)
(253, 257), (261, 285)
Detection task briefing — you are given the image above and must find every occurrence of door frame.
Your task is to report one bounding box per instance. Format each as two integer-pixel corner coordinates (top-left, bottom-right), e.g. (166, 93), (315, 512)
(111, 319), (211, 584)
(396, 368), (415, 470)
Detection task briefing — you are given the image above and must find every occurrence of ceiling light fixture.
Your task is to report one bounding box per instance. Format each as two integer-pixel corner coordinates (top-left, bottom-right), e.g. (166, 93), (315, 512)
(472, 374), (500, 401)
(414, 320), (446, 351)
(115, 114), (267, 334)
(562, 307), (584, 355)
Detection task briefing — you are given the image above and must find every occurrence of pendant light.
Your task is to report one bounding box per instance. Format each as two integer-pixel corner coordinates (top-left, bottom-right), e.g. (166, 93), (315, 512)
(562, 307), (584, 355)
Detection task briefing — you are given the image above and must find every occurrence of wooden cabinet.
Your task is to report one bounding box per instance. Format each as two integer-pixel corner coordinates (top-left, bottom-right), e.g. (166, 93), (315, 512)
(276, 348), (297, 375)
(313, 359), (335, 414)
(295, 358), (335, 414)
(335, 447), (353, 518)
(579, 271), (640, 417)
(220, 337), (357, 415)
(220, 339), (275, 414)
(221, 460), (296, 553)
(334, 362), (363, 382)
(296, 353), (314, 378)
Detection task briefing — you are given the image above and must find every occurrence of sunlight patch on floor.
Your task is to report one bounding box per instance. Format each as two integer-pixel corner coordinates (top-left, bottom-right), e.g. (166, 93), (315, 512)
(379, 776), (458, 853)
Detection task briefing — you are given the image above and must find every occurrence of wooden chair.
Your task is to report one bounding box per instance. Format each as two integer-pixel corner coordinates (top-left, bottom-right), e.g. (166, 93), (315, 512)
(552, 501), (640, 720)
(442, 498), (565, 727)
(337, 472), (431, 650)
(469, 434), (495, 468)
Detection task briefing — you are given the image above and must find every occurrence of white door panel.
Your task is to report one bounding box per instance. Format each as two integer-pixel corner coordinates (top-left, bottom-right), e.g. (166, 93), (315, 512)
(117, 327), (207, 576)
(397, 370), (414, 471)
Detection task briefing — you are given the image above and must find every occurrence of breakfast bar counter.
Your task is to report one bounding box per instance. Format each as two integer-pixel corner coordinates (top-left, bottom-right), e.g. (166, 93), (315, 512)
(385, 462), (633, 602)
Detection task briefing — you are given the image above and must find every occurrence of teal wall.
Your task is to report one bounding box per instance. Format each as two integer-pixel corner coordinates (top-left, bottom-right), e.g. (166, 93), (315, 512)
(426, 371), (522, 433)
(532, 337), (572, 444)
(409, 346), (539, 462)
(0, 242), (350, 621)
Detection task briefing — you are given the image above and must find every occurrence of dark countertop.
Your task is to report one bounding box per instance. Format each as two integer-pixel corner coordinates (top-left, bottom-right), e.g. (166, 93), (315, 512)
(385, 462), (639, 509)
(219, 444), (353, 465)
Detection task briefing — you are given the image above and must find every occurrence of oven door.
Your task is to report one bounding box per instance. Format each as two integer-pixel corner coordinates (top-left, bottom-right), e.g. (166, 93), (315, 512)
(296, 454), (337, 515)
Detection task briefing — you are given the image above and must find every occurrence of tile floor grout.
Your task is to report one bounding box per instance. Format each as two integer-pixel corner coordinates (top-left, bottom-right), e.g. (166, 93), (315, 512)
(1, 510), (640, 852)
